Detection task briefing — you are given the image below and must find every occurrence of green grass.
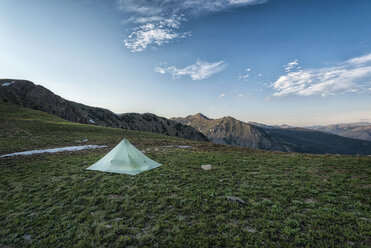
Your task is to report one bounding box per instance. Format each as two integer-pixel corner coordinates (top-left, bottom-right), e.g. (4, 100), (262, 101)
(0, 102), (370, 247)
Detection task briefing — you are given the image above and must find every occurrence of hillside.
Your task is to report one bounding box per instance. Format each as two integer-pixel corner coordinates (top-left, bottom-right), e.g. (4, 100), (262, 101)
(307, 123), (371, 141)
(172, 114), (371, 155)
(1, 102), (370, 247)
(0, 79), (207, 142)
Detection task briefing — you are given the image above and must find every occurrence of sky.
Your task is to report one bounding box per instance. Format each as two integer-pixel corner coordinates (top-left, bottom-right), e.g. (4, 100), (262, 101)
(1, 0), (371, 126)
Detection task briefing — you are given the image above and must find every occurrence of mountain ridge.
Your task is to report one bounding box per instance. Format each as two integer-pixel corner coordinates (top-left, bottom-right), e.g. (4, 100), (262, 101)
(0, 79), (208, 142)
(172, 113), (371, 155)
(306, 123), (371, 141)
(171, 113), (292, 152)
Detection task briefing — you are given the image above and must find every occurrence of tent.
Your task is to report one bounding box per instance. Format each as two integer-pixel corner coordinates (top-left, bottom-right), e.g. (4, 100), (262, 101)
(87, 138), (162, 175)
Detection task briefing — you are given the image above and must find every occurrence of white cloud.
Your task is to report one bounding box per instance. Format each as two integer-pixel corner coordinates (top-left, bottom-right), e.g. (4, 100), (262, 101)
(219, 93), (225, 98)
(271, 53), (371, 97)
(229, 0), (268, 4)
(258, 73), (262, 76)
(246, 67), (251, 72)
(155, 60), (227, 80)
(116, 0), (268, 17)
(284, 59), (299, 72)
(124, 16), (191, 52)
(238, 73), (249, 80)
(237, 93), (244, 98)
(154, 66), (166, 74)
(116, 0), (268, 52)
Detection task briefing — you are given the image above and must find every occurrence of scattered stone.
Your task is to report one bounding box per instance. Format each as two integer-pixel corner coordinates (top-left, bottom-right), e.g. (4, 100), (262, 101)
(113, 217), (124, 222)
(81, 138), (88, 143)
(201, 164), (213, 170)
(105, 224), (112, 229)
(347, 241), (355, 246)
(304, 198), (317, 204)
(108, 194), (124, 200)
(22, 234), (33, 242)
(359, 217), (369, 221)
(154, 148), (159, 152)
(227, 196), (246, 204)
(246, 226), (256, 233)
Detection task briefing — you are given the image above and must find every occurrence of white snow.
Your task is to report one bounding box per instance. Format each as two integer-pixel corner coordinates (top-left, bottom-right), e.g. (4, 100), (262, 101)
(162, 145), (192, 148)
(0, 145), (107, 158)
(1, 81), (15, 87)
(89, 119), (95, 124)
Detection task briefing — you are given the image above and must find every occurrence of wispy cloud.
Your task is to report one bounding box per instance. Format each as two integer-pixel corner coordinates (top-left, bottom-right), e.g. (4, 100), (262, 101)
(238, 74), (249, 80)
(284, 59), (299, 72)
(155, 60), (227, 80)
(116, 0), (268, 52)
(237, 67), (251, 81)
(124, 16), (191, 52)
(237, 93), (245, 98)
(271, 53), (371, 97)
(219, 93), (225, 98)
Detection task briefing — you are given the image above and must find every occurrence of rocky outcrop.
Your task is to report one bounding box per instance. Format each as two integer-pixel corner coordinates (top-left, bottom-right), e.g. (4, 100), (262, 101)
(171, 113), (291, 152)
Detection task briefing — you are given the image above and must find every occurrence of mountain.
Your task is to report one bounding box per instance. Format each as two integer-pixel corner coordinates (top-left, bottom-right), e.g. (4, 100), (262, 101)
(306, 123), (371, 141)
(264, 127), (371, 155)
(172, 113), (371, 155)
(171, 113), (291, 152)
(0, 79), (208, 142)
(0, 79), (87, 123)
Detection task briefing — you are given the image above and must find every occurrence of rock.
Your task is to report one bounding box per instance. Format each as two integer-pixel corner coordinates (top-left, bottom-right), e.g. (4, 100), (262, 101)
(113, 217), (124, 222)
(201, 164), (212, 170)
(227, 196), (246, 204)
(246, 226), (256, 233)
(22, 234), (33, 242)
(105, 224), (112, 229)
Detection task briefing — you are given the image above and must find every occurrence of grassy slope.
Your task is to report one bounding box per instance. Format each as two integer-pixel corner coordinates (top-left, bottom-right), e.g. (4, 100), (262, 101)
(0, 102), (370, 247)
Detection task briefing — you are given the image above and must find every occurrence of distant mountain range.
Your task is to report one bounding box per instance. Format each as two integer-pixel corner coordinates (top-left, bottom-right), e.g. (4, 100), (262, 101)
(0, 79), (208, 142)
(306, 123), (371, 141)
(172, 114), (371, 155)
(1, 79), (370, 155)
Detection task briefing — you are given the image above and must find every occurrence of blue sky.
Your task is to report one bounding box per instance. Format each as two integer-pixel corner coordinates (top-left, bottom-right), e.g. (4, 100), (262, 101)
(1, 0), (371, 126)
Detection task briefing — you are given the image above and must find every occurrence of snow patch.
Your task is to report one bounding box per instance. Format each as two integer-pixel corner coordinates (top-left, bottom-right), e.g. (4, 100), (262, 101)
(162, 145), (192, 148)
(2, 81), (15, 87)
(0, 145), (107, 158)
(89, 119), (95, 124)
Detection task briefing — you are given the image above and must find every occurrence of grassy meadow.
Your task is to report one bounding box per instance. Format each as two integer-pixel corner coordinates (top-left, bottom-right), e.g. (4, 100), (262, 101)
(0, 102), (370, 247)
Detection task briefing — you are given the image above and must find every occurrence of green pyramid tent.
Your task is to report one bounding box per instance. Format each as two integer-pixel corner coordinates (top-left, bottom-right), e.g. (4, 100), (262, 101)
(87, 139), (162, 175)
